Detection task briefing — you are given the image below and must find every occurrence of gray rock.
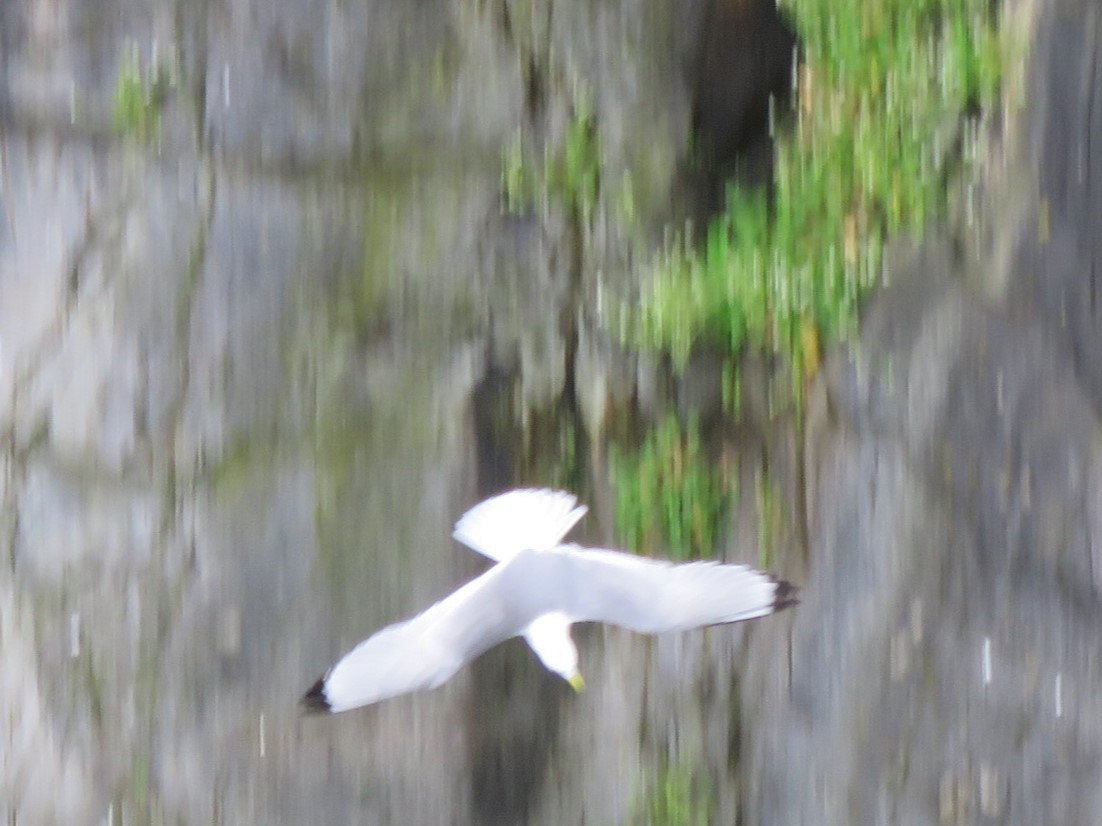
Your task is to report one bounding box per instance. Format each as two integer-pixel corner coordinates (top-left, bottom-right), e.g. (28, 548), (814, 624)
(740, 2), (1102, 823)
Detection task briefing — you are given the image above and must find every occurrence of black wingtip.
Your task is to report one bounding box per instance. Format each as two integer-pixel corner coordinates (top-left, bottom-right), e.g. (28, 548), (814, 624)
(772, 578), (800, 613)
(301, 676), (332, 714)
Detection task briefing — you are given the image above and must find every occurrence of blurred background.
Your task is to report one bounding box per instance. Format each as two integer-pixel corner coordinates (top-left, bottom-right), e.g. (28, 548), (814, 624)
(2, 0), (1100, 823)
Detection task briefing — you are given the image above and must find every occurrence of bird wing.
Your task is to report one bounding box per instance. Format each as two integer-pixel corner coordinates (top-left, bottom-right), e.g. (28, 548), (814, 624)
(452, 488), (587, 562)
(549, 544), (797, 633)
(306, 563), (523, 713)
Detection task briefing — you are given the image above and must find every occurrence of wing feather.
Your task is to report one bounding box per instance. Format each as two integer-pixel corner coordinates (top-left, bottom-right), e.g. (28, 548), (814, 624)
(553, 545), (795, 633)
(308, 563), (521, 713)
(453, 488), (587, 561)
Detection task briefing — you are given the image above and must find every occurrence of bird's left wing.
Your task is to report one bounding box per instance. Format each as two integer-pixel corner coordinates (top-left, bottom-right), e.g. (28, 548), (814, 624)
(453, 488), (587, 562)
(303, 564), (520, 713)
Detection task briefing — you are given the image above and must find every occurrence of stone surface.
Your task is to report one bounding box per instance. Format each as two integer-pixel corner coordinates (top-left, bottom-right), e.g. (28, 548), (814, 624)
(740, 2), (1102, 823)
(0, 1), (722, 822)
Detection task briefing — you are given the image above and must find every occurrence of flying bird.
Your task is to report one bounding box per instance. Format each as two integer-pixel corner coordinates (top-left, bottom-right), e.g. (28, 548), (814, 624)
(302, 488), (797, 713)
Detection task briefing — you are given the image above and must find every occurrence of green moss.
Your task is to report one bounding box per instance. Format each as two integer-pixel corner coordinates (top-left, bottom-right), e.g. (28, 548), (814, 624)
(502, 85), (602, 226)
(755, 468), (784, 570)
(630, 761), (712, 826)
(519, 410), (587, 497)
(634, 0), (1002, 397)
(502, 132), (531, 213)
(113, 41), (174, 142)
(609, 416), (731, 560)
(206, 437), (270, 496)
(131, 752), (150, 813)
(81, 649), (105, 731)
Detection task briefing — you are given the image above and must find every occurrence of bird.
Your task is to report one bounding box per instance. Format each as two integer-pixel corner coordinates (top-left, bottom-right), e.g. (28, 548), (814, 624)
(302, 488), (797, 714)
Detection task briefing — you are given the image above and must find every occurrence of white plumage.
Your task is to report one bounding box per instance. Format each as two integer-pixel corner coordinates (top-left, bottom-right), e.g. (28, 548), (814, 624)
(304, 488), (796, 713)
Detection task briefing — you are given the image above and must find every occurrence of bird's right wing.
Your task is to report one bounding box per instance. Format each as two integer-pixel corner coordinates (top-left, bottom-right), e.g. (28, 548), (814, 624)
(453, 488), (587, 561)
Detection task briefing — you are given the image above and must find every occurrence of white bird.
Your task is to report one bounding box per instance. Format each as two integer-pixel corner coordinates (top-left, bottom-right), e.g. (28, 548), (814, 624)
(303, 488), (796, 713)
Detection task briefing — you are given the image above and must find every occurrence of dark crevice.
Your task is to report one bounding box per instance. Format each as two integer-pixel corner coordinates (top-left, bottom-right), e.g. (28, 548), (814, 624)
(466, 367), (565, 826)
(470, 366), (517, 495)
(523, 55), (546, 121)
(498, 0), (554, 127)
(687, 0), (798, 227)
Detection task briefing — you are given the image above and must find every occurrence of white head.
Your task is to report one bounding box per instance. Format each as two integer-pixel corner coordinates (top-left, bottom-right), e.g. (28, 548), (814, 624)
(523, 612), (584, 692)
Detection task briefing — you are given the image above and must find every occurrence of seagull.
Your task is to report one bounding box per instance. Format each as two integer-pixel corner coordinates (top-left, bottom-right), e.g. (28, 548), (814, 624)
(302, 488), (797, 713)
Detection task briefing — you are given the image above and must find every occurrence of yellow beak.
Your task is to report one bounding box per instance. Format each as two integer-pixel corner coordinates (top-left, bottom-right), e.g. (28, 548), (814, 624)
(567, 673), (586, 693)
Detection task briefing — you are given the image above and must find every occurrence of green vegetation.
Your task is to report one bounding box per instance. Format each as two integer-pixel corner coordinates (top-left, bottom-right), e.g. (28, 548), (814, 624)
(630, 761), (712, 826)
(114, 42), (173, 142)
(635, 0), (1001, 394)
(502, 87), (602, 225)
(611, 0), (1002, 558)
(519, 412), (587, 497)
(755, 468), (784, 570)
(130, 752), (150, 813)
(610, 416), (730, 560)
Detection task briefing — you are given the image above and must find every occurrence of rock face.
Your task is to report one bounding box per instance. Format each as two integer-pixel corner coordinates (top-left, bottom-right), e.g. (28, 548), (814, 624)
(740, 1), (1102, 823)
(2, 0), (1099, 824)
(0, 1), (746, 823)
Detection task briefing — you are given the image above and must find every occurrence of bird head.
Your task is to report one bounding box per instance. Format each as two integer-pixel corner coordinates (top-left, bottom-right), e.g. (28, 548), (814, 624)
(525, 612), (583, 692)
